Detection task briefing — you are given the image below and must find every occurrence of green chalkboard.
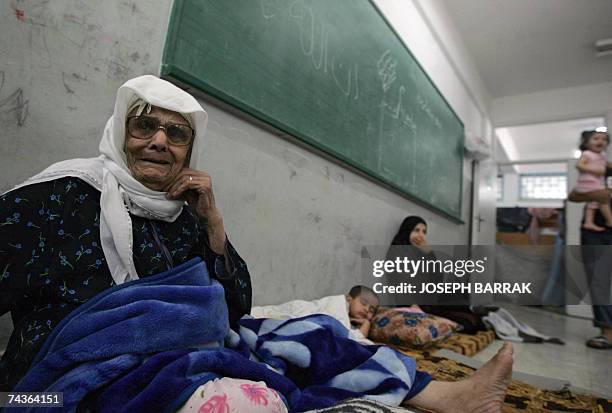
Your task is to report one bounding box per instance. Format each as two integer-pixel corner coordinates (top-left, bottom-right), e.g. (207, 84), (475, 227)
(162, 0), (464, 219)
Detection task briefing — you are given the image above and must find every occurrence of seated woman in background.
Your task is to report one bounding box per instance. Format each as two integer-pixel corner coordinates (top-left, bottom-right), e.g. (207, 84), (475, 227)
(388, 215), (488, 334)
(387, 215), (435, 312)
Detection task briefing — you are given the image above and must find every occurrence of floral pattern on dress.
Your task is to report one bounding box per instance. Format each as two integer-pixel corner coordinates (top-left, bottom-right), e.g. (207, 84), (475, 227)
(0, 177), (251, 391)
(179, 378), (287, 413)
(240, 383), (270, 405)
(198, 393), (230, 413)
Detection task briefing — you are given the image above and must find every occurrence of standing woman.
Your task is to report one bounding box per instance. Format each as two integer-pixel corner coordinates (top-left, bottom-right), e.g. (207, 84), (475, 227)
(580, 174), (612, 349)
(568, 130), (612, 348)
(0, 75), (252, 390)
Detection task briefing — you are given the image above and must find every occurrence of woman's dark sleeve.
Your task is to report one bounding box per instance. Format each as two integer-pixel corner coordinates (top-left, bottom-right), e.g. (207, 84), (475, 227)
(199, 233), (252, 327)
(0, 191), (18, 317)
(0, 182), (52, 318)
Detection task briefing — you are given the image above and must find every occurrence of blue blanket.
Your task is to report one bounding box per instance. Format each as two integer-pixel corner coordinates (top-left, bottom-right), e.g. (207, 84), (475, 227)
(14, 258), (422, 413)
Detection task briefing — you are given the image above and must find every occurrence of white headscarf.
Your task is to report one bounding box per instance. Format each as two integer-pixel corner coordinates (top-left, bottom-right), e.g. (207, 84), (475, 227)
(8, 75), (208, 284)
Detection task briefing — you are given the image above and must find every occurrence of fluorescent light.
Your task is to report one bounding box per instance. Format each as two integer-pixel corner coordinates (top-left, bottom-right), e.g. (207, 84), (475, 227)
(595, 38), (612, 51)
(595, 126), (608, 132)
(595, 38), (612, 58)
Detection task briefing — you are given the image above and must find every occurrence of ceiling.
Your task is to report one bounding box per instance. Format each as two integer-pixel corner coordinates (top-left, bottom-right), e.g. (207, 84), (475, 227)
(441, 0), (612, 170)
(441, 0), (612, 98)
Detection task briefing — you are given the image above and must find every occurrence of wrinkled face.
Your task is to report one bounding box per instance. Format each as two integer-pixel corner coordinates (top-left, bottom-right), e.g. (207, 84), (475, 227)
(409, 223), (427, 245)
(347, 292), (379, 321)
(124, 106), (191, 191)
(587, 132), (610, 153)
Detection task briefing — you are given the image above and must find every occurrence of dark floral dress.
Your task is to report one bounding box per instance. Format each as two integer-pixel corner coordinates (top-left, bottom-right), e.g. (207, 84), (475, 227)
(0, 177), (252, 390)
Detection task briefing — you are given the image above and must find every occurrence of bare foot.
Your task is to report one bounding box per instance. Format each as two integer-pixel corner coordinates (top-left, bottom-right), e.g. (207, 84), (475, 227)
(459, 342), (514, 412)
(406, 342), (514, 413)
(582, 223), (605, 232)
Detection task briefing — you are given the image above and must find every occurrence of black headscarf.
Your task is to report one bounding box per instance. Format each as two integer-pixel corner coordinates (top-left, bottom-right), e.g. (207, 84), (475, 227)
(390, 216), (427, 246)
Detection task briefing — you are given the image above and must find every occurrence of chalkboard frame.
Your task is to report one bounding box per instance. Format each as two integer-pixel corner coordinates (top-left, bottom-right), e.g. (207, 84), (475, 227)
(161, 0), (465, 221)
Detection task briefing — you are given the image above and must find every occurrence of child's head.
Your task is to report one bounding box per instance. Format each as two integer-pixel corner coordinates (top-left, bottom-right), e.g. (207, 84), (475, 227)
(346, 285), (379, 320)
(579, 130), (610, 152)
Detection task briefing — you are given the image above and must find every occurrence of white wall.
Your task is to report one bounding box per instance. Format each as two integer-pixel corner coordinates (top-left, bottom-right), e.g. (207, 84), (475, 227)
(491, 81), (612, 128)
(0, 0), (175, 190)
(0, 0), (493, 305)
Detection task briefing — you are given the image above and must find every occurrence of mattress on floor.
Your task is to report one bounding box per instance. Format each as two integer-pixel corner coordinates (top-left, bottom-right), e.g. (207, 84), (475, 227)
(386, 330), (497, 360)
(411, 352), (611, 413)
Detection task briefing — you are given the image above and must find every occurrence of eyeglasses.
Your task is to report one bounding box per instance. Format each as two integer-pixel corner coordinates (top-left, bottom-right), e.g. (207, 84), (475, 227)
(126, 115), (194, 146)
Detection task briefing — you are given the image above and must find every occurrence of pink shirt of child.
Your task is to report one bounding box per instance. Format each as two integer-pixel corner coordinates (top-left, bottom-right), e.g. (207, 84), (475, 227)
(574, 150), (606, 193)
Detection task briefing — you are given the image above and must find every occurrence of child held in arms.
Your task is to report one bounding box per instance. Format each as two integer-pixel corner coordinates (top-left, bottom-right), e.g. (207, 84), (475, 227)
(568, 130), (612, 231)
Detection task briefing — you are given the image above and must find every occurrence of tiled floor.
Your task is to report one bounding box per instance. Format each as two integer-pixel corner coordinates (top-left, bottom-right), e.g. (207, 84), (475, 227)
(471, 305), (612, 398)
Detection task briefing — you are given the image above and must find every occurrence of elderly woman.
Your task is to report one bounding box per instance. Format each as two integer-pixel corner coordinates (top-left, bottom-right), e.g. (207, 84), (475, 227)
(0, 75), (251, 391)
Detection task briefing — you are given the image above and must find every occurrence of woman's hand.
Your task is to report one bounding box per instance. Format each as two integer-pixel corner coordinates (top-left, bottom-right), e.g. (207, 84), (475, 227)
(412, 236), (432, 254)
(164, 168), (226, 254)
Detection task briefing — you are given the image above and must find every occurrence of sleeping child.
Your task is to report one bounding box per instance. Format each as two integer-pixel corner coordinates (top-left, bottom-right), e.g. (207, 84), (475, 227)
(250, 285), (378, 344)
(346, 285), (379, 339)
